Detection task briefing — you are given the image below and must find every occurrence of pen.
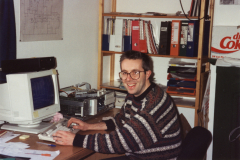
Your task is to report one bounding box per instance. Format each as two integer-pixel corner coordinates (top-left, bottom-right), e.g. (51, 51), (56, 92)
(25, 153), (51, 157)
(37, 141), (56, 147)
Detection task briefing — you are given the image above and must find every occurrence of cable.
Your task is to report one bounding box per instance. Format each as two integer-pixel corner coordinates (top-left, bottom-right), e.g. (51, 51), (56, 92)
(229, 126), (240, 142)
(59, 89), (69, 96)
(179, 0), (191, 20)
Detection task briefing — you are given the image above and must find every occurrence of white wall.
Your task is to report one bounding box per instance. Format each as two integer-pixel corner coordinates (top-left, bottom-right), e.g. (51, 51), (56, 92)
(13, 0), (99, 89)
(116, 0), (191, 13)
(207, 66), (216, 160)
(213, 0), (240, 26)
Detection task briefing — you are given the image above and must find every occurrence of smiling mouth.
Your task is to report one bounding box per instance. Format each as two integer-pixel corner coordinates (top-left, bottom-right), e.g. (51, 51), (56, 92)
(126, 83), (136, 90)
(127, 84), (136, 87)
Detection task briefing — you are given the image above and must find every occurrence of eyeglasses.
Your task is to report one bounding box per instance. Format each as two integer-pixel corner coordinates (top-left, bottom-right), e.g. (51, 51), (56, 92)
(119, 70), (145, 80)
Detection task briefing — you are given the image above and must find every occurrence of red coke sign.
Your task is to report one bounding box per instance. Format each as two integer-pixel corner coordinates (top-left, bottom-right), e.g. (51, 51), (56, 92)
(211, 26), (240, 58)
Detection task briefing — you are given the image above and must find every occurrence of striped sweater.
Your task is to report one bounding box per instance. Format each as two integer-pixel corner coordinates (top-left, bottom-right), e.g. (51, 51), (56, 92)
(73, 83), (182, 159)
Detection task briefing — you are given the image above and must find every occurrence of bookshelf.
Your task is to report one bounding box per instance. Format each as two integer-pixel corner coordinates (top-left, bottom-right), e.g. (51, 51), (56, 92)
(97, 0), (215, 126)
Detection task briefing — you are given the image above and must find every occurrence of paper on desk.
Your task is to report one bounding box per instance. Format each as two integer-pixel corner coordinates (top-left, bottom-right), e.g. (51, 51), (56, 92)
(0, 135), (59, 160)
(7, 142), (30, 148)
(0, 142), (30, 156)
(21, 149), (60, 160)
(0, 144), (59, 160)
(0, 132), (20, 143)
(0, 142), (29, 149)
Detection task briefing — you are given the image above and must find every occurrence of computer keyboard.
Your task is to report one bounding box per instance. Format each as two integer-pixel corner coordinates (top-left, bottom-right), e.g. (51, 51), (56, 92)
(38, 118), (79, 142)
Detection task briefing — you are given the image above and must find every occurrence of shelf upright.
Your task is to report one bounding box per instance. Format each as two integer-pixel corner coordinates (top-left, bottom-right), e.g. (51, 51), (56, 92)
(97, 0), (104, 90)
(98, 0), (116, 90)
(194, 0), (207, 126)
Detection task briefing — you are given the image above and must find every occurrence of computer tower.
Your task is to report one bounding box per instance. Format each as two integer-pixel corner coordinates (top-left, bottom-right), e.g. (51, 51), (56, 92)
(212, 66), (240, 159)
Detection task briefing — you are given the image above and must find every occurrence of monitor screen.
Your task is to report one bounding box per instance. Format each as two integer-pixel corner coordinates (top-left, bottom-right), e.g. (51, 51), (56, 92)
(31, 75), (55, 110)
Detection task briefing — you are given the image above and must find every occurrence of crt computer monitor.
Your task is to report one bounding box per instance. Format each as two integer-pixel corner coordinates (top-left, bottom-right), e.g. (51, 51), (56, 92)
(0, 69), (60, 134)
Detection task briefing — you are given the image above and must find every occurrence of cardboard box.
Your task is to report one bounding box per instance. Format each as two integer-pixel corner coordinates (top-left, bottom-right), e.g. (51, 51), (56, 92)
(211, 26), (240, 59)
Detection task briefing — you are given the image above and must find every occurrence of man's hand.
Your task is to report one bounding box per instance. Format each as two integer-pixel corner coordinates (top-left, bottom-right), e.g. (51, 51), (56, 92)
(67, 117), (108, 131)
(53, 131), (75, 145)
(67, 118), (89, 131)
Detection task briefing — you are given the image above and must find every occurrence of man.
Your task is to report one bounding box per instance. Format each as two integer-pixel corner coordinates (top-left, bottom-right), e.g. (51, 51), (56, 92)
(53, 50), (182, 159)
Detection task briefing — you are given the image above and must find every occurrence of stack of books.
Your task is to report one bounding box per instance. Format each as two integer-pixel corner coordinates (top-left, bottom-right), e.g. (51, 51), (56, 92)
(166, 60), (198, 96)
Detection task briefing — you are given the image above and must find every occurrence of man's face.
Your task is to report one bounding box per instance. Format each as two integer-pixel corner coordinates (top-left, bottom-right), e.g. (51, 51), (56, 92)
(121, 59), (151, 97)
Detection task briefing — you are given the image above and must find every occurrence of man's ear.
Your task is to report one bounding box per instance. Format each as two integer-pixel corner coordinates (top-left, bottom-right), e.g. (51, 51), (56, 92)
(145, 70), (152, 80)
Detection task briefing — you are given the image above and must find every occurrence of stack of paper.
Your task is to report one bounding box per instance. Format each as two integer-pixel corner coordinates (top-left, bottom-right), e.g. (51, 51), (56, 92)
(0, 131), (60, 160)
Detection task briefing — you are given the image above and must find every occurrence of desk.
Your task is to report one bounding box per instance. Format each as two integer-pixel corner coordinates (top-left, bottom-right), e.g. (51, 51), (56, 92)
(7, 108), (121, 160)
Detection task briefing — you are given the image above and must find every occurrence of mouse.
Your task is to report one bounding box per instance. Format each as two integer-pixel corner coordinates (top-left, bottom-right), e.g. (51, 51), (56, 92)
(69, 123), (78, 128)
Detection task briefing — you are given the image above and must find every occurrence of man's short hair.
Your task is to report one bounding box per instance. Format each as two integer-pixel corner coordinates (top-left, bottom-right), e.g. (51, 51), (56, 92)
(120, 50), (155, 82)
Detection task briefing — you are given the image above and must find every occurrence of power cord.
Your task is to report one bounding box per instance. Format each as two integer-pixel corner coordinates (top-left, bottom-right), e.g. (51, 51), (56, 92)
(179, 0), (191, 20)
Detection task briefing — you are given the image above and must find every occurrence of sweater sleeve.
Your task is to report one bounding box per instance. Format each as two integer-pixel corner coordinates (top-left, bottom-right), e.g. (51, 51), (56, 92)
(77, 111), (161, 154)
(72, 106), (126, 148)
(113, 106), (126, 128)
(73, 134), (86, 147)
(72, 119), (115, 147)
(104, 119), (115, 131)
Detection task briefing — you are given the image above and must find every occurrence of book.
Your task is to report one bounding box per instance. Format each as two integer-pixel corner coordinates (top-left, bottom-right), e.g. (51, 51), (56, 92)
(167, 73), (196, 81)
(168, 62), (197, 67)
(203, 20), (210, 56)
(189, 0), (195, 16)
(192, 0), (199, 16)
(170, 20), (181, 56)
(179, 21), (189, 56)
(186, 20), (199, 57)
(149, 22), (158, 54)
(158, 21), (172, 55)
(139, 20), (147, 53)
(146, 21), (158, 54)
(114, 18), (124, 52)
(102, 18), (110, 51)
(167, 80), (196, 88)
(123, 19), (132, 51)
(131, 20), (140, 51)
(109, 18), (116, 51)
(145, 21), (152, 54)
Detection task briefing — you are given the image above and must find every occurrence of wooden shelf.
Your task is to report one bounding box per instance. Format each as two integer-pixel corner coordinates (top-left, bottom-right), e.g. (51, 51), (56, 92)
(170, 93), (196, 98)
(102, 51), (209, 63)
(173, 98), (195, 109)
(101, 86), (126, 91)
(100, 81), (125, 91)
(103, 13), (199, 19)
(102, 51), (199, 59)
(101, 81), (196, 98)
